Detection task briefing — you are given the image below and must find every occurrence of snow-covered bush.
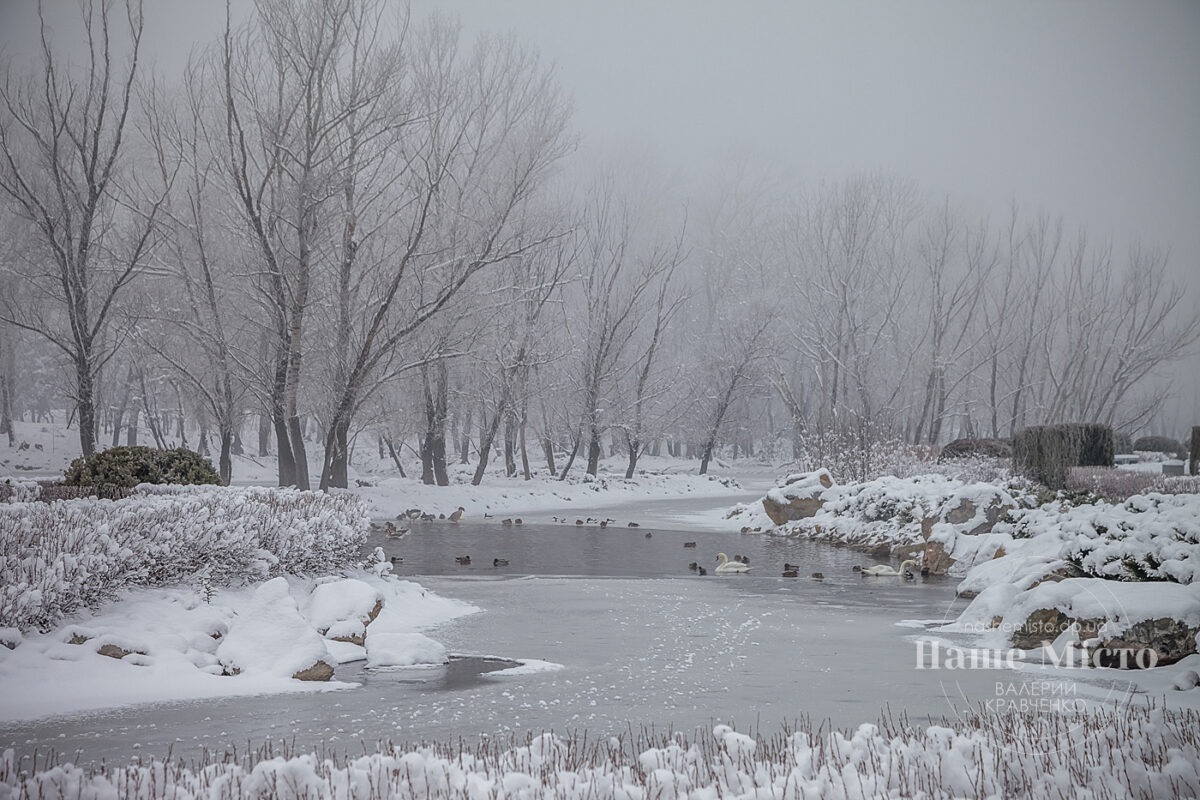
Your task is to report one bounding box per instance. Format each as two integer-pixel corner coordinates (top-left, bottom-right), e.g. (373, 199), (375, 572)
(0, 478), (40, 503)
(0, 486), (368, 631)
(1056, 493), (1200, 584)
(1, 706), (1197, 800)
(63, 446), (222, 488)
(1066, 466), (1200, 502)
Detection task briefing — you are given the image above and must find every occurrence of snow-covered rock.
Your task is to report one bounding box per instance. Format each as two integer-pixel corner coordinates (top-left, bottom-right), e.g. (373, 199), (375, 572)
(217, 578), (333, 680)
(365, 631), (447, 667)
(740, 471), (1023, 574)
(304, 578), (383, 645)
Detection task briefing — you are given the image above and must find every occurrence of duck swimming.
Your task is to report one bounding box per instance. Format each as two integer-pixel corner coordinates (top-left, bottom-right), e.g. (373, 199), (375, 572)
(860, 560), (918, 577)
(715, 553), (750, 574)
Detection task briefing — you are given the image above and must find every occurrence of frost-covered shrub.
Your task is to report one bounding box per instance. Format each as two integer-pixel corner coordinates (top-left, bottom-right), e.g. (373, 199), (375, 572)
(2, 706), (1197, 800)
(1067, 467), (1200, 502)
(793, 427), (933, 484)
(0, 478), (40, 503)
(1133, 435), (1186, 459)
(0, 486), (368, 631)
(64, 446), (222, 488)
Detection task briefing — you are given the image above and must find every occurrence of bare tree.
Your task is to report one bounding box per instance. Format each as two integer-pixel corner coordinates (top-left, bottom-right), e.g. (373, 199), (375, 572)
(0, 0), (165, 457)
(313, 24), (571, 489)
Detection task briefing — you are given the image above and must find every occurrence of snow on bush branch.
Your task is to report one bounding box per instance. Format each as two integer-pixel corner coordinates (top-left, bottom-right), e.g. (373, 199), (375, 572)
(2, 706), (1198, 800)
(0, 486), (368, 632)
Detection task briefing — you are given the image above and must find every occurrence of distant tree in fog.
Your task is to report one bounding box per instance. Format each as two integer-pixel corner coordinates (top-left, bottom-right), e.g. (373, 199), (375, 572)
(0, 0), (164, 458)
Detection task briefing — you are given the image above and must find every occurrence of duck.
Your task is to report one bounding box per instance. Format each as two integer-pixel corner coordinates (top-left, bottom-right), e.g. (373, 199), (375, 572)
(389, 555), (403, 565)
(811, 572), (824, 580)
(782, 569), (799, 578)
(455, 555), (472, 565)
(736, 555), (750, 565)
(683, 541), (697, 548)
(493, 557), (509, 567)
(514, 519), (523, 526)
(448, 507), (465, 522)
(627, 522), (640, 528)
(599, 520), (608, 528)
(501, 518), (513, 526)
(697, 566), (708, 576)
(783, 562), (800, 572)
(688, 561), (699, 571)
(420, 512), (435, 521)
(645, 532), (653, 538)
(715, 553), (750, 574)
(860, 560), (918, 577)
(576, 519), (584, 525)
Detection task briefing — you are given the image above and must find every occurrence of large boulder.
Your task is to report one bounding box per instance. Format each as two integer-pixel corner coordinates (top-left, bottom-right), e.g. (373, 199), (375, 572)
(919, 487), (1015, 575)
(1092, 617), (1200, 668)
(1006, 580), (1200, 668)
(762, 470), (834, 526)
(1011, 609), (1101, 650)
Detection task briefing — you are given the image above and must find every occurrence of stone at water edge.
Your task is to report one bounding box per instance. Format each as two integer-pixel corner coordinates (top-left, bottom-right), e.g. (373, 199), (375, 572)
(305, 579), (385, 647)
(1010, 608), (1200, 668)
(761, 469), (834, 526)
(293, 660), (335, 681)
(920, 490), (1015, 575)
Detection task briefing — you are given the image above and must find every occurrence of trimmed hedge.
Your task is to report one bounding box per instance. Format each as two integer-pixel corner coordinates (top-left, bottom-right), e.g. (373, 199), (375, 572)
(1012, 423), (1114, 488)
(1132, 435), (1186, 459)
(64, 446), (222, 488)
(1063, 423), (1114, 468)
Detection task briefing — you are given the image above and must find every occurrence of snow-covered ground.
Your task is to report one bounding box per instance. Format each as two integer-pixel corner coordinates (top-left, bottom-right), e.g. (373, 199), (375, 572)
(1, 416), (771, 526)
(0, 571), (475, 722)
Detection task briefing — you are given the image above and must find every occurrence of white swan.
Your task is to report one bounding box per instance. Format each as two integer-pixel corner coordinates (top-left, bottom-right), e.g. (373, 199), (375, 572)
(715, 553), (751, 574)
(860, 559), (918, 577)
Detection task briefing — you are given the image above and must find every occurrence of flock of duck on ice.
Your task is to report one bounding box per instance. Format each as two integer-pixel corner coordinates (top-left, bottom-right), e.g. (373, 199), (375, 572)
(369, 507), (923, 580)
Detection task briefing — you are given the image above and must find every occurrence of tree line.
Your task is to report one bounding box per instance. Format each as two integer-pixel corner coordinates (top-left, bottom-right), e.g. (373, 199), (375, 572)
(1, 0), (1196, 487)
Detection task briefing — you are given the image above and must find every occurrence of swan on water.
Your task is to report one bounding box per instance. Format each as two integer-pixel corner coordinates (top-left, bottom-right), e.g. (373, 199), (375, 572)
(715, 553), (751, 573)
(860, 559), (918, 577)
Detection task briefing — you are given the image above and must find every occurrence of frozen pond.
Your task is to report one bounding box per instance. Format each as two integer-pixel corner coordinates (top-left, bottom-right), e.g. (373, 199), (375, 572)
(1, 519), (1138, 769)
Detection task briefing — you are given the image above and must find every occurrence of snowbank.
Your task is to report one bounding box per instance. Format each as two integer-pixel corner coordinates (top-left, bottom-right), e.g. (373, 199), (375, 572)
(0, 486), (368, 631)
(217, 577), (332, 678)
(0, 573), (476, 722)
(356, 465), (744, 522)
(2, 710), (1197, 800)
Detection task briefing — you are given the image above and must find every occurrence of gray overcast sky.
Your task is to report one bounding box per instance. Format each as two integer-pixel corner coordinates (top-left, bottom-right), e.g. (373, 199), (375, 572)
(3, 0), (1198, 284)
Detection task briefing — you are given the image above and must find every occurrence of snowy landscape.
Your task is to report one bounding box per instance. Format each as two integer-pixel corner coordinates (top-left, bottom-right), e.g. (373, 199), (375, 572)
(2, 1), (1200, 798)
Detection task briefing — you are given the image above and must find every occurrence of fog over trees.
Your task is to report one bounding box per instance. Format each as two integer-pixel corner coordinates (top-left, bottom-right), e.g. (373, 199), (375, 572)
(1, 0), (1197, 486)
